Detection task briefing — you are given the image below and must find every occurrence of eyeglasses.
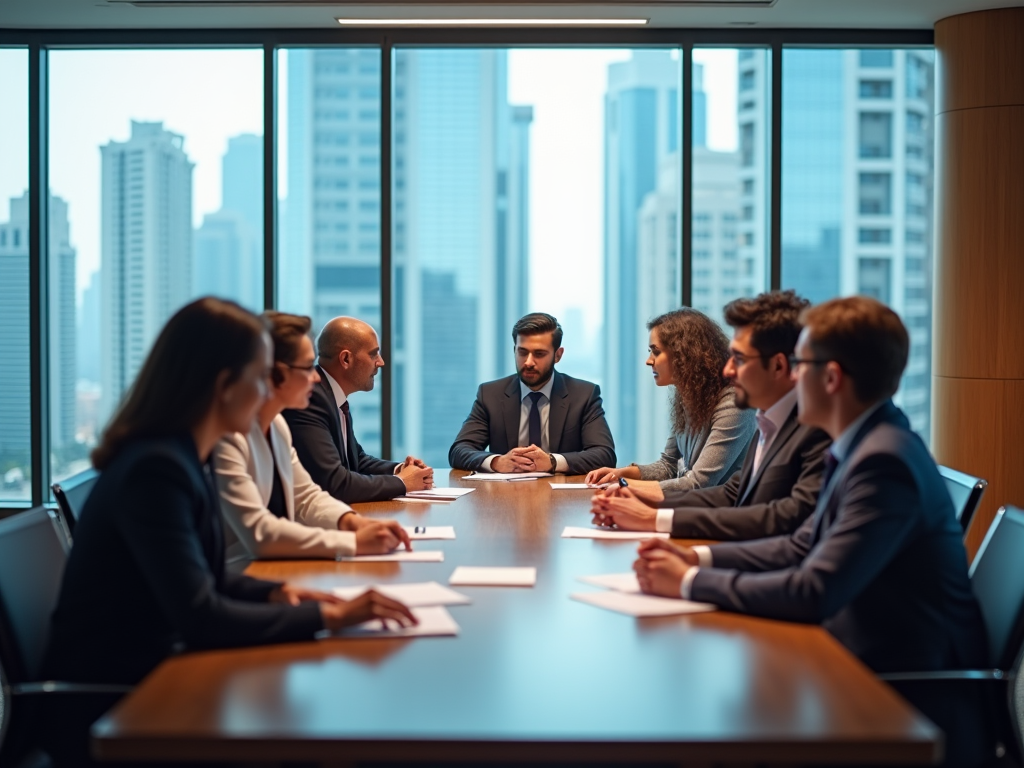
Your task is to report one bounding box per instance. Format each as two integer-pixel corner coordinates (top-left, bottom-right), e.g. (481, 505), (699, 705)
(283, 361), (318, 373)
(728, 351), (769, 368)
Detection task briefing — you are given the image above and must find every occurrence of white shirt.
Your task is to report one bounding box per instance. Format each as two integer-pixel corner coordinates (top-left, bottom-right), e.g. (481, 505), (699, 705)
(679, 398), (887, 599)
(655, 388), (797, 535)
(481, 376), (568, 473)
(320, 367), (350, 457)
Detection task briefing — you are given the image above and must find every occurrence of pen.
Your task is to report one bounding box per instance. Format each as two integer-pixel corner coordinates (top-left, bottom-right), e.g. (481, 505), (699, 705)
(414, 526), (426, 534)
(506, 477), (538, 482)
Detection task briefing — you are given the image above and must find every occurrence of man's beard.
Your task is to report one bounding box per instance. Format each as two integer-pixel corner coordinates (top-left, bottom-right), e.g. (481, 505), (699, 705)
(732, 385), (751, 410)
(518, 365), (554, 388)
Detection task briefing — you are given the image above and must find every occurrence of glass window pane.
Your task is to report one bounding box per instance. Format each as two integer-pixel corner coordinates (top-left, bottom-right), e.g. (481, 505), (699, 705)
(49, 49), (264, 484)
(0, 48), (30, 503)
(277, 47), (383, 456)
(692, 48), (770, 336)
(391, 49), (681, 467)
(781, 48), (935, 442)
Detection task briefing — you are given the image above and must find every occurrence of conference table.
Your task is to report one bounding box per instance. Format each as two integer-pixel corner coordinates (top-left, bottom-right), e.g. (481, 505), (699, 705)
(92, 471), (940, 765)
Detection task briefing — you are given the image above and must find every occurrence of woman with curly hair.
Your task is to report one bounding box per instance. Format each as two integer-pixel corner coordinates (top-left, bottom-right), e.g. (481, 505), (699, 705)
(585, 307), (756, 494)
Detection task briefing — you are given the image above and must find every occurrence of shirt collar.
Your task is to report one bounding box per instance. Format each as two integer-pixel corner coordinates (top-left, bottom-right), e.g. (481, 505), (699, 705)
(831, 400), (886, 462)
(320, 367), (349, 409)
(520, 374), (554, 403)
(756, 387), (798, 433)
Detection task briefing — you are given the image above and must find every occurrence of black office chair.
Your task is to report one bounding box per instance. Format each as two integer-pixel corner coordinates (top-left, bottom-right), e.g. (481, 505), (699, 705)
(0, 507), (129, 766)
(50, 468), (98, 539)
(880, 505), (1024, 765)
(938, 464), (987, 536)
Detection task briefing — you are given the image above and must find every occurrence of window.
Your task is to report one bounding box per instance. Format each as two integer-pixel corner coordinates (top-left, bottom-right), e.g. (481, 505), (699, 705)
(859, 80), (893, 99)
(49, 49), (264, 485)
(277, 48), (382, 455)
(781, 49), (935, 442)
(0, 48), (29, 502)
(391, 48), (681, 467)
(859, 112), (892, 158)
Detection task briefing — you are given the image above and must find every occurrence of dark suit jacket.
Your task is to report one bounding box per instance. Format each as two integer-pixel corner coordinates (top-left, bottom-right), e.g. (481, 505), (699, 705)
(660, 402), (831, 540)
(691, 400), (987, 675)
(43, 435), (323, 685)
(448, 371), (616, 474)
(283, 367), (405, 503)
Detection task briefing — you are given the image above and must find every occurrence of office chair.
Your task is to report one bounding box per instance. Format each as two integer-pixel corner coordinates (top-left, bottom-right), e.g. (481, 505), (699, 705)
(881, 505), (1024, 765)
(938, 464), (987, 536)
(50, 468), (98, 539)
(0, 507), (129, 766)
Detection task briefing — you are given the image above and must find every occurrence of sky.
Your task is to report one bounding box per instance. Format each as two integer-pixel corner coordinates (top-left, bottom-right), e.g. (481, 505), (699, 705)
(0, 46), (739, 323)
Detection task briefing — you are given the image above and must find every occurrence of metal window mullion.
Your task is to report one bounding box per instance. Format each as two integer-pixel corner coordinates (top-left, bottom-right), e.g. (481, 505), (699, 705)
(681, 42), (693, 308)
(28, 45), (50, 505)
(769, 38), (783, 290)
(380, 38), (393, 461)
(263, 44), (277, 310)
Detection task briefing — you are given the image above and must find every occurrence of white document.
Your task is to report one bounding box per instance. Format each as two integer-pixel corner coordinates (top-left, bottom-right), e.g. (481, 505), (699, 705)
(332, 581), (471, 607)
(405, 488), (476, 499)
(402, 526), (456, 540)
(449, 566), (537, 587)
(325, 606), (460, 639)
(338, 550), (444, 563)
(462, 472), (552, 481)
(550, 483), (610, 490)
(395, 496), (451, 504)
(570, 591), (716, 617)
(561, 526), (670, 541)
(577, 572), (641, 593)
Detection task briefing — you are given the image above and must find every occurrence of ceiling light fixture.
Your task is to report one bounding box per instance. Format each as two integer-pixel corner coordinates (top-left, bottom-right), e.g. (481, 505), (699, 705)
(336, 17), (649, 26)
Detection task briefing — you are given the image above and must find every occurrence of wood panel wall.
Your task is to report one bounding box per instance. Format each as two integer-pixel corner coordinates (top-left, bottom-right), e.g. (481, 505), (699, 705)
(933, 7), (1024, 556)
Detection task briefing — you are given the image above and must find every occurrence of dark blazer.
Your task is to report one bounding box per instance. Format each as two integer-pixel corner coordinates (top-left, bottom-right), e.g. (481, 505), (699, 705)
(660, 402), (831, 540)
(448, 371), (616, 474)
(43, 435), (323, 686)
(691, 400), (987, 675)
(283, 367), (405, 503)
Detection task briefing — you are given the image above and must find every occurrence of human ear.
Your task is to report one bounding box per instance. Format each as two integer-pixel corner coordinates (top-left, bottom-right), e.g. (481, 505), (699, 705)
(554, 347), (564, 365)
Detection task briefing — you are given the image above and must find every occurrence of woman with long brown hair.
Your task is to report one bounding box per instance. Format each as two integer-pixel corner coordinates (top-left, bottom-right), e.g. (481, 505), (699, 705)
(586, 307), (756, 493)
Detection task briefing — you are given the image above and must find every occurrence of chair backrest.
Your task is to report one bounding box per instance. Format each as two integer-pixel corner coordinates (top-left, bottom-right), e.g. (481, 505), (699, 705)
(0, 508), (70, 683)
(50, 468), (98, 537)
(939, 465), (987, 534)
(969, 506), (1024, 670)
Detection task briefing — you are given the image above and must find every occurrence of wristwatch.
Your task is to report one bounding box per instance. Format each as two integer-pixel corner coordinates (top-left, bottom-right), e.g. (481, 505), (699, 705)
(548, 453), (557, 473)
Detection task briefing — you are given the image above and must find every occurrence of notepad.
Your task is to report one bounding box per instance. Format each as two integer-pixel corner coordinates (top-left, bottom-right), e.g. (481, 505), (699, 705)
(577, 572), (641, 593)
(402, 526), (456, 540)
(449, 566), (536, 587)
(570, 591), (716, 617)
(550, 483), (611, 490)
(405, 488), (476, 499)
(338, 550), (444, 563)
(323, 606), (460, 639)
(395, 496), (453, 504)
(561, 526), (670, 541)
(462, 472), (552, 481)
(332, 581), (471, 607)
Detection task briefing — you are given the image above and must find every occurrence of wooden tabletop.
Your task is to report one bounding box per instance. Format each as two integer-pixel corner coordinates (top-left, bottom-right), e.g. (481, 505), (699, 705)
(93, 471), (940, 765)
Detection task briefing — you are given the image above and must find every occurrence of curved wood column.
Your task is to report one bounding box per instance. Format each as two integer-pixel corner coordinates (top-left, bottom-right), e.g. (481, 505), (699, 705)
(933, 8), (1024, 554)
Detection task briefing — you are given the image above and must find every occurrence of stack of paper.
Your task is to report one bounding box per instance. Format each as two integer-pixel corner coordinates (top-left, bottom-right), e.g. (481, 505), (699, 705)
(561, 526), (669, 541)
(570, 591), (716, 617)
(338, 550), (445, 563)
(332, 581), (471, 606)
(462, 471), (552, 482)
(323, 606), (460, 639)
(449, 566), (537, 587)
(396, 487), (476, 503)
(577, 572), (641, 593)
(402, 526), (456, 540)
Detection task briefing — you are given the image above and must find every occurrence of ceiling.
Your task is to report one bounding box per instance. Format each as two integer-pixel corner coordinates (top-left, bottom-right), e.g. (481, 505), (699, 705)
(0, 0), (1017, 31)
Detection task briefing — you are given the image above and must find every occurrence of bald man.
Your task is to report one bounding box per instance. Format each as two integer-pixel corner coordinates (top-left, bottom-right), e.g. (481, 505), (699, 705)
(283, 317), (433, 503)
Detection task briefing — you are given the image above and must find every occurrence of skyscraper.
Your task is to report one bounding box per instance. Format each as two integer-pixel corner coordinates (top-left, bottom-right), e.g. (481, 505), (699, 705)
(100, 121), (194, 422)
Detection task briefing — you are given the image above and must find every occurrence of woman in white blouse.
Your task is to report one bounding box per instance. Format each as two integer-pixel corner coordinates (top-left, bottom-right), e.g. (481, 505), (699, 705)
(214, 311), (410, 559)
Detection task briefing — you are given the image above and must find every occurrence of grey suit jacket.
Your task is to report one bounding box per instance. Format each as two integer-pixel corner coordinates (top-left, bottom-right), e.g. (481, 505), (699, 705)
(690, 400), (987, 675)
(448, 371), (616, 474)
(660, 403), (831, 540)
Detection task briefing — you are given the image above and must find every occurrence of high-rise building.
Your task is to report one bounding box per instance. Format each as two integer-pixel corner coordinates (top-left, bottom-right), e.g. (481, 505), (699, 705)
(284, 49), (531, 465)
(100, 121), (194, 422)
(194, 134), (263, 311)
(0, 193), (77, 467)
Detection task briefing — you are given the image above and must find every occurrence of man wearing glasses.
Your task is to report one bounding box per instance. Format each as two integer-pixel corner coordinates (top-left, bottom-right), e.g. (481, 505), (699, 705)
(592, 290), (831, 540)
(284, 316), (434, 503)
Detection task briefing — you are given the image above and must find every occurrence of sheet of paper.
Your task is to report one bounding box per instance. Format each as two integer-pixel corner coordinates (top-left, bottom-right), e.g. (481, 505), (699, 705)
(570, 591), (716, 617)
(402, 526), (456, 540)
(338, 550), (444, 563)
(561, 526), (670, 541)
(462, 472), (552, 481)
(405, 487), (476, 498)
(577, 572), (641, 593)
(449, 566), (537, 587)
(550, 483), (610, 490)
(324, 606), (460, 639)
(395, 496), (451, 504)
(332, 581), (471, 607)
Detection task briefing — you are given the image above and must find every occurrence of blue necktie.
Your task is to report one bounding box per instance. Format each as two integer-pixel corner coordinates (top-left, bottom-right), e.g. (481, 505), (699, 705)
(527, 392), (544, 448)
